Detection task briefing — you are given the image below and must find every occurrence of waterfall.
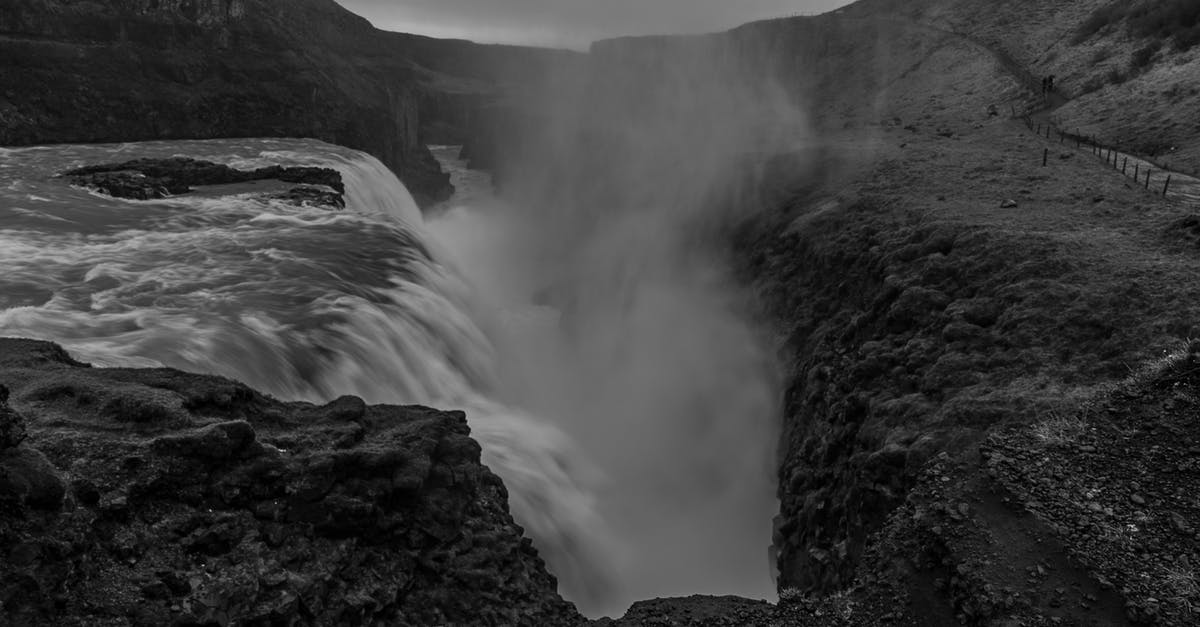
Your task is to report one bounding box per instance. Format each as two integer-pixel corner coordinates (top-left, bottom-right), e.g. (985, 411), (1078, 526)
(0, 138), (614, 610)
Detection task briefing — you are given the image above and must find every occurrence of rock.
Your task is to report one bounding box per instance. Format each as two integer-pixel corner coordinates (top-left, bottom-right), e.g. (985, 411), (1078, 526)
(888, 286), (951, 328)
(63, 158), (345, 205)
(1130, 494), (1146, 506)
(0, 339), (578, 625)
(0, 447), (66, 512)
(1000, 199), (1018, 208)
(947, 297), (1004, 327)
(942, 320), (986, 342)
(0, 386), (27, 450)
(267, 186), (346, 209)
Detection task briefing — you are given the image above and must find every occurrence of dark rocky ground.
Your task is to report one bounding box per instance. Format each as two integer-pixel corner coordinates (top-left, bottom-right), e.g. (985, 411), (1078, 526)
(0, 338), (579, 625)
(63, 158), (346, 208)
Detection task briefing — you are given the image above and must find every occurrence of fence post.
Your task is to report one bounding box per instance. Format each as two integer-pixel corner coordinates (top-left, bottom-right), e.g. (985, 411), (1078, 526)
(1043, 148), (1049, 167)
(1135, 163), (1140, 179)
(1122, 157), (1128, 174)
(1163, 175), (1172, 197)
(1145, 170), (1151, 189)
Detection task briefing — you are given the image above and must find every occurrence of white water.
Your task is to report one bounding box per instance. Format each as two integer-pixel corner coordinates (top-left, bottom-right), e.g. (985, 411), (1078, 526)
(0, 138), (612, 609)
(0, 137), (785, 618)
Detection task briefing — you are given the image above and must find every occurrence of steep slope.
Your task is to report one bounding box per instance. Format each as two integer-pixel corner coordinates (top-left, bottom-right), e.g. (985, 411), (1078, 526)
(841, 0), (1200, 176)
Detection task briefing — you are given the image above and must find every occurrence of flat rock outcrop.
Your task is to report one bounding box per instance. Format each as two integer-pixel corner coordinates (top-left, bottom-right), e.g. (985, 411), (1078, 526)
(0, 338), (580, 625)
(63, 158), (345, 207)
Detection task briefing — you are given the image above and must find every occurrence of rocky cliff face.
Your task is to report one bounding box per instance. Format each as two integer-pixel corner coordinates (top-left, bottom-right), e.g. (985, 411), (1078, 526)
(0, 0), (569, 207)
(461, 6), (1200, 622)
(0, 338), (580, 625)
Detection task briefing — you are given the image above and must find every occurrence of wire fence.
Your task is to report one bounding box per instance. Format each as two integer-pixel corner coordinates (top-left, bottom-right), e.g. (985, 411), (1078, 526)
(1016, 110), (1199, 206)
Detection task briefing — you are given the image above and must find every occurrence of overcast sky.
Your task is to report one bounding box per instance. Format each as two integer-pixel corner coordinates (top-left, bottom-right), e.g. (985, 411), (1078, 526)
(336, 0), (857, 49)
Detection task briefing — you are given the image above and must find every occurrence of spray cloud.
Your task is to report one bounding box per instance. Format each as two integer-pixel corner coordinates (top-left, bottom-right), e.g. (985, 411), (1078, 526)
(428, 29), (813, 617)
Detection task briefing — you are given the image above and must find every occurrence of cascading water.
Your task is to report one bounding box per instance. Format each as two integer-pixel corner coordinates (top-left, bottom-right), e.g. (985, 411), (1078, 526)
(1, 128), (789, 618)
(0, 138), (613, 610)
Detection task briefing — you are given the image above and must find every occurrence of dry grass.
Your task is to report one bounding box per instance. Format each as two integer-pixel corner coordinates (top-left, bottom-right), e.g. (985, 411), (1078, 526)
(1122, 339), (1200, 390)
(1030, 411), (1088, 447)
(1161, 562), (1200, 617)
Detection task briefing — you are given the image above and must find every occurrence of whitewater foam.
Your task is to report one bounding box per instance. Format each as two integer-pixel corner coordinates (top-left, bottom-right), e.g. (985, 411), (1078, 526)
(0, 138), (613, 608)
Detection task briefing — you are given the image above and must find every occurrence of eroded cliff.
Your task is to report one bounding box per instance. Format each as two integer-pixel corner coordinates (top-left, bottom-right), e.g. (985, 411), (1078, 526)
(0, 338), (581, 625)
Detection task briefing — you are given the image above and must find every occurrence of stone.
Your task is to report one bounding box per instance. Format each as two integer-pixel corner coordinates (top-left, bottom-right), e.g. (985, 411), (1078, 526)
(0, 386), (27, 450)
(0, 338), (577, 625)
(0, 447), (66, 511)
(64, 158), (345, 205)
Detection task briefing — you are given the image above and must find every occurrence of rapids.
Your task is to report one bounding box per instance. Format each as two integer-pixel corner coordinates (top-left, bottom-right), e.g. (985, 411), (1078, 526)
(0, 138), (611, 609)
(0, 138), (781, 617)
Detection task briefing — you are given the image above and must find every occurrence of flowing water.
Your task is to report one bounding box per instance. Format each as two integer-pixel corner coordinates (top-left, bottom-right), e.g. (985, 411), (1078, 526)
(0, 138), (780, 617)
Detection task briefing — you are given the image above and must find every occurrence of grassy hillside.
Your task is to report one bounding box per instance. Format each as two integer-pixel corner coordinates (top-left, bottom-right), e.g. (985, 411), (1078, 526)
(839, 0), (1200, 176)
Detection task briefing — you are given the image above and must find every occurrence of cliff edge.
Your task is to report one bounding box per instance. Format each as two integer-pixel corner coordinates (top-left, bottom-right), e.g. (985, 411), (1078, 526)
(0, 338), (580, 625)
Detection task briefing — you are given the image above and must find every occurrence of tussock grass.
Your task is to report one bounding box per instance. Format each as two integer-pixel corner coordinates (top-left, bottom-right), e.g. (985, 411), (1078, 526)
(1030, 411), (1087, 447)
(1121, 338), (1200, 391)
(1161, 563), (1199, 617)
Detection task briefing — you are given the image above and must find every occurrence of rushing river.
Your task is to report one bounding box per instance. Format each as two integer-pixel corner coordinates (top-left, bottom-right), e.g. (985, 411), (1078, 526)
(0, 139), (779, 617)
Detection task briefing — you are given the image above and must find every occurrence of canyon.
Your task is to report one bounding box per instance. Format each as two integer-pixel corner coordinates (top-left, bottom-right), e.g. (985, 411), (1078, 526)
(4, 0), (1200, 624)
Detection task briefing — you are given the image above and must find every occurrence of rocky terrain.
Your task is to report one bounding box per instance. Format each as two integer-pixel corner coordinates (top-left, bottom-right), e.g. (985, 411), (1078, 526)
(0, 0), (573, 207)
(63, 157), (346, 207)
(0, 338), (579, 625)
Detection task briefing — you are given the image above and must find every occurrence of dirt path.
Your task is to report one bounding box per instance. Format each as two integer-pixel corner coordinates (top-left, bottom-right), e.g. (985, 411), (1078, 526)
(1022, 123), (1200, 208)
(894, 13), (1200, 211)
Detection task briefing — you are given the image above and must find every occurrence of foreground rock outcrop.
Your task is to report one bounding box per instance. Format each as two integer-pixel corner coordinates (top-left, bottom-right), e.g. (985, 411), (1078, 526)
(0, 338), (580, 625)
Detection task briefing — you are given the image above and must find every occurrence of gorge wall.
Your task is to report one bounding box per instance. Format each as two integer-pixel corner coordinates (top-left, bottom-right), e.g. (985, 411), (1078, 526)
(466, 7), (1200, 622)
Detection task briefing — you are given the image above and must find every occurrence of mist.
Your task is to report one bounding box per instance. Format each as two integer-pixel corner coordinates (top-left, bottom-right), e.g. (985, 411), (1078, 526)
(426, 33), (812, 617)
